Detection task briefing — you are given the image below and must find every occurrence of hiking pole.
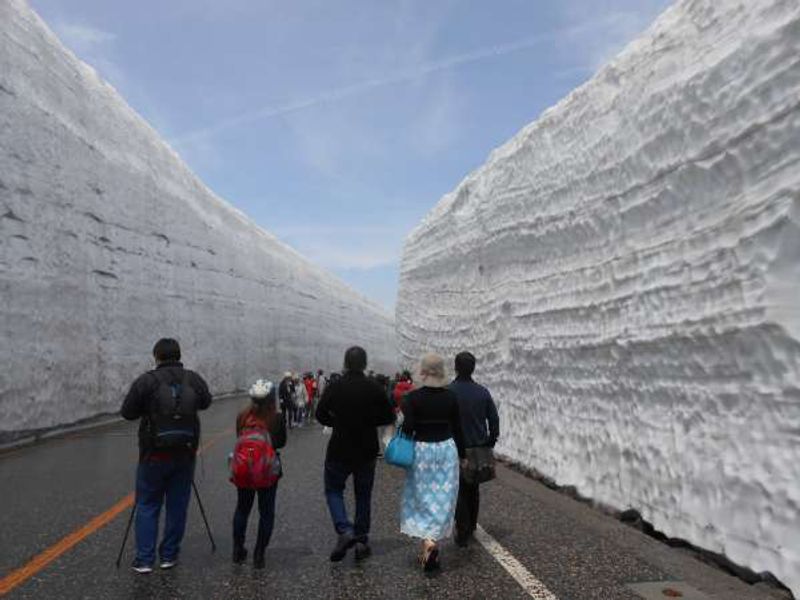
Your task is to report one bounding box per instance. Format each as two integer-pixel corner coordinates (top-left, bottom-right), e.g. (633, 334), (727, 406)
(115, 502), (136, 569)
(191, 480), (216, 553)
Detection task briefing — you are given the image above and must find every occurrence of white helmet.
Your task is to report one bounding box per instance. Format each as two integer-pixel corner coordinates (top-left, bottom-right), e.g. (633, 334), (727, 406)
(249, 379), (273, 399)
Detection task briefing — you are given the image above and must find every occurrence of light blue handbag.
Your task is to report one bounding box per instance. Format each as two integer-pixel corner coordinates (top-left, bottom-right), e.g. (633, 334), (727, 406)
(384, 429), (415, 468)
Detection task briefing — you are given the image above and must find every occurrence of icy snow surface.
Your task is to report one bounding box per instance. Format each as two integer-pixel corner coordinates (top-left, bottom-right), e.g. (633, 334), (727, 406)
(0, 0), (397, 436)
(397, 0), (800, 593)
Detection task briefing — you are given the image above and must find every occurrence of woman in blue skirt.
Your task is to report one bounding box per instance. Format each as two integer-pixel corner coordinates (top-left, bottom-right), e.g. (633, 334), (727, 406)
(399, 353), (466, 571)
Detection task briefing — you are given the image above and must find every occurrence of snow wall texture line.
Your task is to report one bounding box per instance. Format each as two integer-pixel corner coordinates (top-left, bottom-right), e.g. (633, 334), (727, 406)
(397, 0), (800, 593)
(0, 0), (397, 437)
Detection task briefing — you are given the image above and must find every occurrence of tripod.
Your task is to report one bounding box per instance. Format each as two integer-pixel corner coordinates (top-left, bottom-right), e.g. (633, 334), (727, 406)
(115, 480), (216, 568)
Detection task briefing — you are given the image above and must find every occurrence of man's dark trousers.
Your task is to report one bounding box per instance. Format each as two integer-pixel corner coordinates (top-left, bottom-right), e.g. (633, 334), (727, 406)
(455, 474), (480, 542)
(324, 459), (376, 542)
(134, 454), (195, 566)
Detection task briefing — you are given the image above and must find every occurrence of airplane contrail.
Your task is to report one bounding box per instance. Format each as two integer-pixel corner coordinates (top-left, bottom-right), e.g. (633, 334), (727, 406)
(170, 13), (630, 146)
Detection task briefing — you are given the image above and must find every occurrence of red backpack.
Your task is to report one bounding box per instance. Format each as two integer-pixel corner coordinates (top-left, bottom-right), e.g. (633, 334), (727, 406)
(229, 425), (280, 489)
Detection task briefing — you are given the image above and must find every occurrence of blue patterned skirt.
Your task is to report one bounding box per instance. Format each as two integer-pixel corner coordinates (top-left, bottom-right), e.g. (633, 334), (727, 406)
(400, 439), (460, 541)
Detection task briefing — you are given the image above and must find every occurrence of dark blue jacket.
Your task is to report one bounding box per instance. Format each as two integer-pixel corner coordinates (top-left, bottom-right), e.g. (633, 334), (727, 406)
(447, 377), (499, 448)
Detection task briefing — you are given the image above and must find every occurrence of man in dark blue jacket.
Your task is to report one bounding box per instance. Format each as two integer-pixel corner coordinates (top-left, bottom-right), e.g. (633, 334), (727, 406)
(120, 338), (212, 573)
(448, 351), (499, 546)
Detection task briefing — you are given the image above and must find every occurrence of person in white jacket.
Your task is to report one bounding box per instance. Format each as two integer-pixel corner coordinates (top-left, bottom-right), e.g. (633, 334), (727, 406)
(295, 376), (308, 426)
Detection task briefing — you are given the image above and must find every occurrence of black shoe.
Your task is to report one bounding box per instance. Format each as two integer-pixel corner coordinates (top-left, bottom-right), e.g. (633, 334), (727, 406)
(232, 546), (247, 564)
(253, 552), (265, 569)
(329, 533), (355, 562)
(455, 527), (473, 547)
(423, 547), (440, 572)
(354, 542), (371, 560)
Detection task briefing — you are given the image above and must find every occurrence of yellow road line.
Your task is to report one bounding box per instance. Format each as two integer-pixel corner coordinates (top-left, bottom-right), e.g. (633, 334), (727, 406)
(0, 428), (231, 596)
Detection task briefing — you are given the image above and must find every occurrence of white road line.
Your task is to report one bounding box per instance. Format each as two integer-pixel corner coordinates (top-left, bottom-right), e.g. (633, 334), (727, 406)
(475, 524), (559, 600)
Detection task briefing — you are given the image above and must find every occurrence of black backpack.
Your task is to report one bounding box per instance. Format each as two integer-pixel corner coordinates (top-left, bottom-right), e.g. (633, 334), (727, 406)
(147, 369), (199, 451)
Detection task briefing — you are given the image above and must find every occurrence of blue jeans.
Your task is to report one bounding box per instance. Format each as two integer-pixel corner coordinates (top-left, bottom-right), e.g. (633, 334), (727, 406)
(324, 460), (376, 542)
(134, 456), (195, 566)
(233, 485), (277, 554)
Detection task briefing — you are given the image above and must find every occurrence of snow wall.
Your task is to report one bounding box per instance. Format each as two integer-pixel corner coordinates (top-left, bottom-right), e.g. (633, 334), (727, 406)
(397, 0), (800, 593)
(0, 0), (397, 438)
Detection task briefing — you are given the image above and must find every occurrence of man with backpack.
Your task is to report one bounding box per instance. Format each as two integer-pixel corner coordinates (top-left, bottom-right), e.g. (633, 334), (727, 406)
(316, 346), (395, 562)
(120, 338), (212, 573)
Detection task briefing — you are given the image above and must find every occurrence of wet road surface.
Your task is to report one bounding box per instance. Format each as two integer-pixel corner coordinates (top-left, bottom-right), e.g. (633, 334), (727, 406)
(0, 397), (782, 599)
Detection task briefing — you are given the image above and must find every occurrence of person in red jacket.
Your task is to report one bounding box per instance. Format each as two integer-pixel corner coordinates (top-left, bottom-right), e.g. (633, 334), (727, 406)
(303, 373), (317, 422)
(392, 371), (414, 412)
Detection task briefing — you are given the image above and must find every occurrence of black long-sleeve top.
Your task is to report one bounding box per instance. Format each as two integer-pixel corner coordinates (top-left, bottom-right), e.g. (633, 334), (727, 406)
(316, 370), (396, 464)
(401, 386), (466, 459)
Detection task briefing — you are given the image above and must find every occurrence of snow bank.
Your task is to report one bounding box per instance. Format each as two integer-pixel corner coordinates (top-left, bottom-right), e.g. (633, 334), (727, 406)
(397, 0), (800, 592)
(0, 0), (397, 436)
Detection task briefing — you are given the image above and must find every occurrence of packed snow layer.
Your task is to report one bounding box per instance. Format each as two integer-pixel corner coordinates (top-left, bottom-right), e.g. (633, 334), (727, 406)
(397, 0), (800, 593)
(0, 0), (397, 437)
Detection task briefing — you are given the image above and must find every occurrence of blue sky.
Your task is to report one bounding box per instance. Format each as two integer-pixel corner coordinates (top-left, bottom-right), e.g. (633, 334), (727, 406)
(30, 0), (671, 312)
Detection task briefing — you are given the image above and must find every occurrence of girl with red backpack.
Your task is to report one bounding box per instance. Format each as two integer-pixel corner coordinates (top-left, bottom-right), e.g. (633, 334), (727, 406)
(230, 380), (287, 568)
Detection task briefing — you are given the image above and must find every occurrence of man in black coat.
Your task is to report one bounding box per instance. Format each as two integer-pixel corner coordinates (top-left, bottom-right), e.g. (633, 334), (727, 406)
(316, 346), (395, 562)
(120, 338), (212, 573)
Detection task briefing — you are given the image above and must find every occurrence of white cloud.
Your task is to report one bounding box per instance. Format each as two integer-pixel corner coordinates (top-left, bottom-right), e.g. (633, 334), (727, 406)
(273, 223), (405, 271)
(51, 21), (129, 93)
(411, 78), (462, 157)
(54, 22), (116, 52)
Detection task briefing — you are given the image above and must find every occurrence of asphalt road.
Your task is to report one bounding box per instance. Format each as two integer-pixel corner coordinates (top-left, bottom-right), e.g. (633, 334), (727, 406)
(0, 397), (783, 599)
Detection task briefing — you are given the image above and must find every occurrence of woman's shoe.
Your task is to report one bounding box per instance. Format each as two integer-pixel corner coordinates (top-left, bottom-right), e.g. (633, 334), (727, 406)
(424, 546), (440, 572)
(420, 540), (440, 572)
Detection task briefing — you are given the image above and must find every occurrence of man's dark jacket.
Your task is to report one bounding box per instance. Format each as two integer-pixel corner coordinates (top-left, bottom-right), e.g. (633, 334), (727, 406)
(121, 361), (212, 458)
(278, 377), (293, 407)
(316, 371), (395, 464)
(448, 377), (499, 448)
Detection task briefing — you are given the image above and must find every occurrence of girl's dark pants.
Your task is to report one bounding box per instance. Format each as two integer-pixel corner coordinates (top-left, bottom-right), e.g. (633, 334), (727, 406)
(233, 484), (278, 557)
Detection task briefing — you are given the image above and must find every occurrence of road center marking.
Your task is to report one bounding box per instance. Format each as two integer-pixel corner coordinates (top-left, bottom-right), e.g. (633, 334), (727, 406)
(475, 524), (559, 599)
(0, 428), (231, 596)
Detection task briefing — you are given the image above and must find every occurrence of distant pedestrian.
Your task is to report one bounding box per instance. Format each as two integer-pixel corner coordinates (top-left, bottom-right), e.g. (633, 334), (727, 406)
(316, 346), (395, 562)
(231, 380), (287, 568)
(295, 375), (308, 426)
(392, 371), (413, 412)
(399, 353), (465, 571)
(278, 372), (294, 428)
(120, 338), (212, 574)
(303, 373), (317, 423)
(448, 352), (499, 546)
